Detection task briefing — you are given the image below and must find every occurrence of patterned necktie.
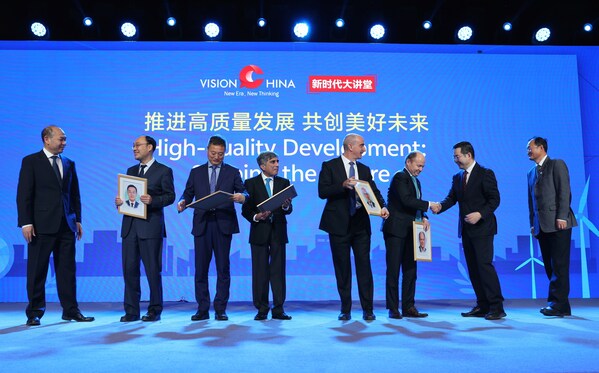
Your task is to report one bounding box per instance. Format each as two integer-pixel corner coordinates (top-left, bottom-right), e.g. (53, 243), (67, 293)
(210, 165), (218, 193)
(138, 164), (147, 177)
(51, 155), (62, 184)
(349, 161), (357, 216)
(462, 170), (468, 191)
(265, 177), (273, 197)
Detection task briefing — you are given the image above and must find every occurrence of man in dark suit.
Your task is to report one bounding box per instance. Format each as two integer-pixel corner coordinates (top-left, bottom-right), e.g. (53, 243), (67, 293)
(432, 141), (506, 320)
(178, 135), (247, 321)
(527, 136), (577, 317)
(125, 184), (140, 208)
(318, 133), (389, 321)
(382, 151), (431, 319)
(115, 135), (175, 322)
(418, 232), (427, 253)
(17, 125), (94, 326)
(241, 152), (293, 321)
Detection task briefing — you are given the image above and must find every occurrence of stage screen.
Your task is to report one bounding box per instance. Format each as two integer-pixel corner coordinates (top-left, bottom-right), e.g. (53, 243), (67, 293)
(0, 41), (592, 302)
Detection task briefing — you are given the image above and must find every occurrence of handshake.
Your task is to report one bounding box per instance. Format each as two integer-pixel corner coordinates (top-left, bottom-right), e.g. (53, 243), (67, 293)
(429, 202), (442, 214)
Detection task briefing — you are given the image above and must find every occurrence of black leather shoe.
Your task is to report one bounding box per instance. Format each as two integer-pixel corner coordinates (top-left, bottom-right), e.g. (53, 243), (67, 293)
(62, 312), (95, 322)
(215, 312), (228, 321)
(26, 316), (41, 326)
(254, 312), (268, 321)
(272, 312), (292, 320)
(120, 314), (140, 322)
(141, 312), (160, 322)
(484, 311), (507, 320)
(540, 306), (565, 317)
(388, 309), (402, 319)
(461, 306), (488, 317)
(191, 311), (209, 321)
(338, 312), (351, 321)
(403, 306), (428, 318)
(362, 311), (376, 321)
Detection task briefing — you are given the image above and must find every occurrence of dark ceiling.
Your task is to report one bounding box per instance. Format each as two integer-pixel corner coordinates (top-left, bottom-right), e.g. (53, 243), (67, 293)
(2, 0), (598, 45)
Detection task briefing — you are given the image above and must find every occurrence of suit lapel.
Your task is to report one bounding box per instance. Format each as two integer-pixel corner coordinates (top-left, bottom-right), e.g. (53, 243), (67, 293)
(404, 169), (419, 198)
(462, 164), (479, 196)
(60, 157), (69, 189)
(273, 176), (284, 194)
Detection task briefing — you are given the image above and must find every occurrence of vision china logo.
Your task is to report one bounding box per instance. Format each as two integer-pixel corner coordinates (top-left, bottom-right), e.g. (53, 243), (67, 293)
(239, 65), (264, 89)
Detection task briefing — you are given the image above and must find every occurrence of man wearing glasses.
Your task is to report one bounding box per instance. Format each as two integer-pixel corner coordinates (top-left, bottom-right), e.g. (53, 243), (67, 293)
(115, 135), (175, 322)
(431, 141), (505, 320)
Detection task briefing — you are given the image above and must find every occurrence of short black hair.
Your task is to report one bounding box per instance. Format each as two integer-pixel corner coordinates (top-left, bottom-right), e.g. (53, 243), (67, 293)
(528, 136), (548, 152)
(208, 135), (227, 148)
(126, 184), (137, 192)
(144, 136), (157, 153)
(453, 141), (475, 159)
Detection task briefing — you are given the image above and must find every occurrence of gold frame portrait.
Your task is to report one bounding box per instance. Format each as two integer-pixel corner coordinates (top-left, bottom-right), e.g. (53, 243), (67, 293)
(413, 221), (432, 262)
(355, 180), (382, 216)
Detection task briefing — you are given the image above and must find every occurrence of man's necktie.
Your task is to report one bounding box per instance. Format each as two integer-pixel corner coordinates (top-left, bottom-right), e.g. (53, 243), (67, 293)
(410, 175), (422, 222)
(138, 164), (147, 177)
(462, 170), (468, 191)
(265, 177), (273, 197)
(349, 161), (357, 216)
(210, 165), (218, 193)
(51, 155), (62, 185)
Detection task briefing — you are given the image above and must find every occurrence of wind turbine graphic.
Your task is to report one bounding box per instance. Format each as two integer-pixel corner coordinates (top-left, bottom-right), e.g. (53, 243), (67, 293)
(515, 233), (544, 298)
(575, 176), (599, 298)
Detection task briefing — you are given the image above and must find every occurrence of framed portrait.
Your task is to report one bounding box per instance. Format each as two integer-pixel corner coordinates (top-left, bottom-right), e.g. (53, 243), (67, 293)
(355, 180), (382, 216)
(118, 174), (147, 219)
(413, 222), (432, 262)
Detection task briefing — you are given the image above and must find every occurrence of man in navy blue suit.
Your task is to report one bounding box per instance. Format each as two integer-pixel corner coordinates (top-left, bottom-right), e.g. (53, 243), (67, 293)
(17, 125), (94, 326)
(382, 151), (431, 319)
(178, 135), (247, 321)
(318, 133), (389, 321)
(115, 135), (175, 322)
(241, 152), (293, 321)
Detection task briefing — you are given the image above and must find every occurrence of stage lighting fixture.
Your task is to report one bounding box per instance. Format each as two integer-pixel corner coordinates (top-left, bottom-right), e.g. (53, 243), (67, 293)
(204, 23), (220, 38)
(30, 22), (48, 38)
(258, 18), (266, 28)
(336, 19), (345, 28)
(583, 23), (592, 32)
(369, 24), (385, 40)
(120, 22), (137, 38)
(457, 26), (473, 41)
(293, 22), (309, 39)
(422, 21), (432, 30)
(167, 17), (176, 27)
(503, 22), (512, 31)
(83, 17), (93, 27)
(534, 27), (551, 43)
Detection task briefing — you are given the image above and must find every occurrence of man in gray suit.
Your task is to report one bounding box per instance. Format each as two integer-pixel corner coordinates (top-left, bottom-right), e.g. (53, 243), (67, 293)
(527, 136), (577, 317)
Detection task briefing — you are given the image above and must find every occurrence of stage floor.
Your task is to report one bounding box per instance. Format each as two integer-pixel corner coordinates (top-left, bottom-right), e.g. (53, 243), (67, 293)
(1, 298), (598, 372)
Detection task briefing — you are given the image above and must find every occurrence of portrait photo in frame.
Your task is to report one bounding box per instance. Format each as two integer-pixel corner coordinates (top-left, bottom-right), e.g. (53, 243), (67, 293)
(118, 174), (147, 219)
(355, 180), (382, 216)
(413, 221), (432, 261)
